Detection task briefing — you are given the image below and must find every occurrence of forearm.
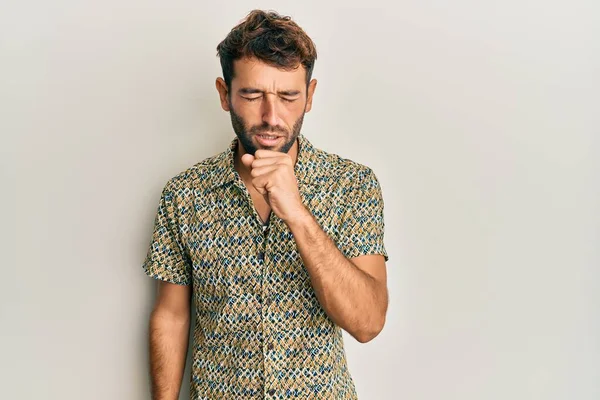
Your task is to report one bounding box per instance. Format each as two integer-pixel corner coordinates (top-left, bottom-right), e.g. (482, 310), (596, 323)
(286, 207), (387, 342)
(148, 311), (190, 400)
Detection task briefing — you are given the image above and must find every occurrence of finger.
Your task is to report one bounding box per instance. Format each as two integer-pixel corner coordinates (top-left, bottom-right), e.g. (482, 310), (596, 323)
(252, 173), (276, 195)
(255, 149), (287, 159)
(250, 164), (281, 178)
(241, 153), (255, 168)
(254, 185), (268, 195)
(252, 177), (268, 195)
(251, 157), (286, 169)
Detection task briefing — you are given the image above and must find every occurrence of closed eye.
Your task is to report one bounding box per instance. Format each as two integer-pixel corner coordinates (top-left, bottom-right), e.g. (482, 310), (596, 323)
(242, 96), (298, 103)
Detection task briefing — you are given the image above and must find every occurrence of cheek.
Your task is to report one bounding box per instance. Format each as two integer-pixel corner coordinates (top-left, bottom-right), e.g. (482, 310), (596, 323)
(284, 105), (305, 125)
(286, 101), (305, 112)
(233, 102), (260, 123)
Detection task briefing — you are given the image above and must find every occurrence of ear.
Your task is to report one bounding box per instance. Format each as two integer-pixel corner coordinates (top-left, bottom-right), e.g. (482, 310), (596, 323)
(215, 77), (230, 112)
(305, 79), (317, 113)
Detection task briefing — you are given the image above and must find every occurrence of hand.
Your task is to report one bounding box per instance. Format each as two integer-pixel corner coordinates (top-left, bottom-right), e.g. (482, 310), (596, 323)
(241, 150), (309, 224)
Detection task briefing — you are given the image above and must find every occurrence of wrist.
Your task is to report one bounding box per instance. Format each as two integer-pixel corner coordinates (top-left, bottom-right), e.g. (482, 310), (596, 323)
(284, 204), (313, 229)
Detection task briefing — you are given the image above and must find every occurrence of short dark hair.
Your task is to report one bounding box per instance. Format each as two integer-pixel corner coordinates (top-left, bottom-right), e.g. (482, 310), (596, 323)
(216, 10), (318, 90)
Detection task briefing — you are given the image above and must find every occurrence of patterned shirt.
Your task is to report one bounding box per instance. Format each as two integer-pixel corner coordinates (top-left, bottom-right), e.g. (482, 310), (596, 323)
(142, 133), (388, 399)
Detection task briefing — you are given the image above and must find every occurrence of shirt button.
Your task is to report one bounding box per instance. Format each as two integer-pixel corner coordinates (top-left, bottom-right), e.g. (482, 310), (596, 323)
(265, 297), (272, 306)
(267, 342), (274, 350)
(268, 389), (275, 396)
(258, 252), (265, 262)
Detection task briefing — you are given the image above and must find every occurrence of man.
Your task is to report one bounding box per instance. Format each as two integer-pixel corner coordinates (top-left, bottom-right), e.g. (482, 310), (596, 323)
(142, 9), (389, 400)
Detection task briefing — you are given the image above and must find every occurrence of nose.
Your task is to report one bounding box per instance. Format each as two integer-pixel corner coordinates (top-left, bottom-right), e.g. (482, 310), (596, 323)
(261, 93), (279, 127)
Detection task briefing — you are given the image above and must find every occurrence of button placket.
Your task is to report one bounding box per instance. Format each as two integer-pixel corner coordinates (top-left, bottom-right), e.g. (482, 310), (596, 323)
(260, 221), (270, 314)
(260, 219), (276, 393)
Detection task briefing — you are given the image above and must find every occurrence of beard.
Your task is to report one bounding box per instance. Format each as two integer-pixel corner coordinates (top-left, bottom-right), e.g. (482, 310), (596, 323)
(229, 101), (306, 156)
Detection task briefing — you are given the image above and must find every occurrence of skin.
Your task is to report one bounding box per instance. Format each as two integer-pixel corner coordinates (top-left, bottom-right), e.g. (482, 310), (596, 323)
(148, 56), (388, 400)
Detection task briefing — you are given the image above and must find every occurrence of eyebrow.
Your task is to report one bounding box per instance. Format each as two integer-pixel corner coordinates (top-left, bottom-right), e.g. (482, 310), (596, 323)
(238, 87), (301, 96)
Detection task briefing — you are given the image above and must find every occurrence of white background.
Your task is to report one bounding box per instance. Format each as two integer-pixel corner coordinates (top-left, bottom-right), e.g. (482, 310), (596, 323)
(2, 0), (599, 399)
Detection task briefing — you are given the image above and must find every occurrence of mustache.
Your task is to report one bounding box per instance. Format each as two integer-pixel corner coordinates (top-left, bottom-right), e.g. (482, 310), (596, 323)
(249, 124), (288, 135)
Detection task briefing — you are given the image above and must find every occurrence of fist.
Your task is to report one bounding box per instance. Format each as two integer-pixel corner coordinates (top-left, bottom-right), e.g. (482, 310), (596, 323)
(241, 150), (308, 224)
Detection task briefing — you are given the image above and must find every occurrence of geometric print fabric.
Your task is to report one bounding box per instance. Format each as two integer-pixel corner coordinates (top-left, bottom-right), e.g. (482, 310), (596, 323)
(143, 133), (388, 399)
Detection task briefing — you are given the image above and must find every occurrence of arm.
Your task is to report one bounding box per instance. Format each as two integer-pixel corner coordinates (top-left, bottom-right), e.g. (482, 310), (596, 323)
(148, 281), (192, 400)
(239, 151), (389, 343)
(142, 179), (194, 398)
(287, 210), (388, 343)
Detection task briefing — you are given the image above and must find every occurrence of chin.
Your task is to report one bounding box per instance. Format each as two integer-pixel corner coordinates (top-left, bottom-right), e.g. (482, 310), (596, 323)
(259, 144), (285, 153)
(253, 136), (289, 153)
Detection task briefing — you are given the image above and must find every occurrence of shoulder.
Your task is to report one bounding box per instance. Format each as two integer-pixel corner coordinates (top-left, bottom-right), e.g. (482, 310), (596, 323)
(160, 149), (228, 196)
(312, 145), (380, 189)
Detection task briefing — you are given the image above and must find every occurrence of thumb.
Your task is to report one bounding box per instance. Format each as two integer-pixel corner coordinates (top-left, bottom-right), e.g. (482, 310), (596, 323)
(241, 153), (255, 169)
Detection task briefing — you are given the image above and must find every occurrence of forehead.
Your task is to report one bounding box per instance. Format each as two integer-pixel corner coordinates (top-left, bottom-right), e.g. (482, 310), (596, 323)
(231, 57), (306, 91)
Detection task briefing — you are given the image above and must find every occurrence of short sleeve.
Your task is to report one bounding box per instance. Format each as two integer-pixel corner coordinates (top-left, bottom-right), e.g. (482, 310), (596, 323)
(337, 168), (389, 262)
(142, 180), (192, 285)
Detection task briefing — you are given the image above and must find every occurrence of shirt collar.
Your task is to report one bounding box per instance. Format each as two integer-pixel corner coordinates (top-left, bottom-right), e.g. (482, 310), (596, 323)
(207, 133), (320, 190)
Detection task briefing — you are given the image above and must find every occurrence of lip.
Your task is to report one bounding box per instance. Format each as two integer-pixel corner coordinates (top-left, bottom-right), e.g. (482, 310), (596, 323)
(255, 134), (283, 146)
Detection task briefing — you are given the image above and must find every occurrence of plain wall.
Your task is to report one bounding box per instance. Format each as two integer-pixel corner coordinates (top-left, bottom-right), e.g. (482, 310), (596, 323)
(3, 0), (599, 399)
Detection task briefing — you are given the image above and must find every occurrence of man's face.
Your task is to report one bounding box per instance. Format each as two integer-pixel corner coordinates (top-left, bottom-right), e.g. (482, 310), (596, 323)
(217, 57), (317, 156)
